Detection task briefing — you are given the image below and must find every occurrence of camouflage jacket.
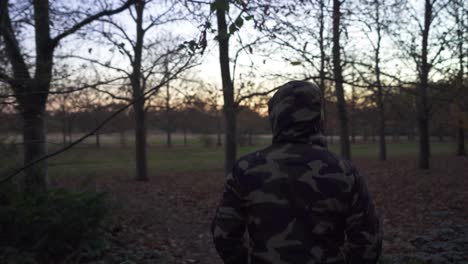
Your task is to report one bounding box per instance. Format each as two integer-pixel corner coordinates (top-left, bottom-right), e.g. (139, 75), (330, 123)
(212, 81), (382, 264)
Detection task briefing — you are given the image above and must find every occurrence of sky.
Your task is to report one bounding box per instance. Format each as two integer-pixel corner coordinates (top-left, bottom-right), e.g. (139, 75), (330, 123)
(6, 0), (466, 108)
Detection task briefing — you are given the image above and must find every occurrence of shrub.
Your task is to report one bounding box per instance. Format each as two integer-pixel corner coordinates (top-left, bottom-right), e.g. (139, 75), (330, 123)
(0, 188), (109, 263)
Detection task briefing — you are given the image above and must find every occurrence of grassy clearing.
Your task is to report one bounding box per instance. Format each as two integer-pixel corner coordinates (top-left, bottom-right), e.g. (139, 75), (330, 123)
(39, 140), (459, 180)
(0, 132), (458, 180)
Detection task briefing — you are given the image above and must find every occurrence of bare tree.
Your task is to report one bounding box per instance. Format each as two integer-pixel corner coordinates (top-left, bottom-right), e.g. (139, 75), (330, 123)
(367, 0), (386, 160)
(70, 0), (198, 181)
(318, 0), (329, 127)
(413, 0), (451, 169)
(389, 0), (452, 169)
(0, 0), (135, 193)
(262, 0), (332, 129)
(164, 78), (173, 148)
(354, 0), (401, 160)
(332, 0), (351, 159)
(418, 0), (434, 169)
(49, 92), (75, 146)
(448, 0), (467, 156)
(76, 90), (108, 149)
(214, 0), (237, 172)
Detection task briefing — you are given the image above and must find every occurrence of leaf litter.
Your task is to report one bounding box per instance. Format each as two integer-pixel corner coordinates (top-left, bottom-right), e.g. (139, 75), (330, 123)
(56, 155), (468, 263)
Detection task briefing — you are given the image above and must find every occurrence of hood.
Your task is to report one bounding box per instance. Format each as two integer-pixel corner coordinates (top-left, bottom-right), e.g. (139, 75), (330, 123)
(268, 80), (326, 146)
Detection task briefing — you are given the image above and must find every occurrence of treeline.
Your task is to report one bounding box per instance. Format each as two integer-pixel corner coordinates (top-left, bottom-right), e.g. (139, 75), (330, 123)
(0, 86), (458, 147)
(0, 103), (270, 144)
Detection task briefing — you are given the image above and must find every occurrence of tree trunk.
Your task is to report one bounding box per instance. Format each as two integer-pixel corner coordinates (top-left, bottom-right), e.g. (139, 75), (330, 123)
(457, 121), (466, 155)
(318, 0), (327, 133)
(95, 129), (100, 148)
(183, 111), (188, 147)
(93, 117), (100, 148)
(332, 0), (351, 160)
(417, 114), (430, 169)
(350, 85), (356, 144)
(377, 100), (386, 160)
(374, 0), (387, 161)
(223, 104), (237, 173)
(17, 0), (53, 194)
(67, 120), (72, 144)
(216, 110), (222, 147)
(371, 126), (376, 143)
(454, 0), (466, 156)
(165, 82), (172, 148)
(133, 100), (148, 181)
(132, 0), (148, 181)
(363, 125), (369, 142)
(216, 0), (237, 173)
(166, 125), (172, 148)
(120, 130), (126, 148)
(62, 115), (67, 146)
(21, 107), (48, 194)
(417, 0), (432, 169)
(183, 121), (188, 147)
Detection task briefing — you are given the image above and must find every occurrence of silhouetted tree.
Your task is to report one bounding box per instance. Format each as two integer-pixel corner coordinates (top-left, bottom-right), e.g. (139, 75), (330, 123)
(0, 0), (135, 193)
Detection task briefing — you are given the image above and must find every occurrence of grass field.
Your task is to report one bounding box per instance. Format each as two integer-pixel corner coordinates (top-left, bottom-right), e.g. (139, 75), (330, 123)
(0, 133), (460, 180)
(43, 140), (458, 180)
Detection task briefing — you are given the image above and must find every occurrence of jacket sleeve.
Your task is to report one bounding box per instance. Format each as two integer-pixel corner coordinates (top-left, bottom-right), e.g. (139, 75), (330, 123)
(344, 168), (382, 264)
(211, 169), (247, 264)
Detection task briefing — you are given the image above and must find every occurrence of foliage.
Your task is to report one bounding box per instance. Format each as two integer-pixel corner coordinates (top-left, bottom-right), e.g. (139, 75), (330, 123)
(0, 189), (109, 263)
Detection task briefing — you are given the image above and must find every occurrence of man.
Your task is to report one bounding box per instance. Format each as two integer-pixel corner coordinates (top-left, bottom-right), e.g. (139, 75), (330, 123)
(211, 80), (382, 264)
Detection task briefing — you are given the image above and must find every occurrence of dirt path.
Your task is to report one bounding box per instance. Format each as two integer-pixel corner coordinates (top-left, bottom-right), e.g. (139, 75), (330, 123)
(59, 155), (468, 263)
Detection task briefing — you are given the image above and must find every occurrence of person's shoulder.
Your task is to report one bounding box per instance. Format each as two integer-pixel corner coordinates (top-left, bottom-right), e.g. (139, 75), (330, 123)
(233, 145), (272, 173)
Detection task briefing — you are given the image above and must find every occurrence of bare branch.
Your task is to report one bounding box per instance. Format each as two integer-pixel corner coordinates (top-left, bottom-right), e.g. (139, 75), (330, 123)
(0, 75), (127, 99)
(61, 54), (131, 76)
(235, 85), (280, 106)
(52, 0), (136, 47)
(98, 17), (136, 50)
(0, 0), (31, 87)
(93, 86), (132, 102)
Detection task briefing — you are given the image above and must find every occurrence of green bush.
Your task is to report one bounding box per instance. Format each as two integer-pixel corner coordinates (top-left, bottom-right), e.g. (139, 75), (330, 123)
(0, 188), (109, 263)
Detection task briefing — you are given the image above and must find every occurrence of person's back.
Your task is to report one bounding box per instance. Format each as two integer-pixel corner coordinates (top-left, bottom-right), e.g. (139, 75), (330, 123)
(212, 81), (382, 264)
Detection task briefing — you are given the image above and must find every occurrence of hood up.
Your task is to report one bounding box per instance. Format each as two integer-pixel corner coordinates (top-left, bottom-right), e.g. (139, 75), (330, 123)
(268, 80), (326, 146)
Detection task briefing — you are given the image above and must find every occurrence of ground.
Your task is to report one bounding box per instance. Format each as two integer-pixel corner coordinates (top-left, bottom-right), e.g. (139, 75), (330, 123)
(53, 146), (468, 264)
(3, 137), (466, 263)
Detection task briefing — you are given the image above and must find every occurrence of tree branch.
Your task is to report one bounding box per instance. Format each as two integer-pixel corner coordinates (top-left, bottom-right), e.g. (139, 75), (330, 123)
(51, 0), (136, 47)
(0, 75), (171, 184)
(0, 0), (31, 87)
(235, 85), (280, 106)
(62, 54), (131, 75)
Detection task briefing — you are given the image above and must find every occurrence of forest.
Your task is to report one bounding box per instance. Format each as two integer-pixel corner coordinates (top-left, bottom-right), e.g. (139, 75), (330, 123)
(0, 0), (467, 263)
